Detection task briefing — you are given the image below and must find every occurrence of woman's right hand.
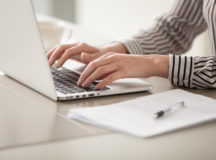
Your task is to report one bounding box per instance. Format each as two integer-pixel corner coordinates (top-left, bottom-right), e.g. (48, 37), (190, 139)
(47, 42), (106, 68)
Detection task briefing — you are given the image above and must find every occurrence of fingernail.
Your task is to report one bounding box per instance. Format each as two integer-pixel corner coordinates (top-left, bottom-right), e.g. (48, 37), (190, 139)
(77, 78), (82, 85)
(95, 85), (101, 90)
(77, 81), (81, 86)
(82, 82), (87, 87)
(56, 62), (61, 68)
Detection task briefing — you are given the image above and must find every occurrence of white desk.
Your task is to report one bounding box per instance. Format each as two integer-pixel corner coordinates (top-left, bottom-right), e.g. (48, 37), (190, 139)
(0, 16), (216, 160)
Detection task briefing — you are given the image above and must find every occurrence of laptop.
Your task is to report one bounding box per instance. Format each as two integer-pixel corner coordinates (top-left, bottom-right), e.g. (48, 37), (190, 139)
(0, 0), (152, 101)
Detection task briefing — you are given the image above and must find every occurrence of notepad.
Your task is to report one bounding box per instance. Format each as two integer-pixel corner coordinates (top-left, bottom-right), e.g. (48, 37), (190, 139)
(68, 89), (216, 137)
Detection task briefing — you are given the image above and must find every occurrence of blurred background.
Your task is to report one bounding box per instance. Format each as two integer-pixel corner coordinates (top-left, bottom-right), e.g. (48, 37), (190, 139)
(32, 0), (211, 56)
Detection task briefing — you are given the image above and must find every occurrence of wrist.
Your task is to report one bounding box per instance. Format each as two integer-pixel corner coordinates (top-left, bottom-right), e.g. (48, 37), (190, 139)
(151, 55), (169, 78)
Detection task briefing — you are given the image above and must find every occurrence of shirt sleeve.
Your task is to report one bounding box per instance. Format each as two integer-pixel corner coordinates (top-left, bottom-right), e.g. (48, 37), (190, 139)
(170, 55), (216, 89)
(119, 0), (215, 89)
(120, 0), (207, 55)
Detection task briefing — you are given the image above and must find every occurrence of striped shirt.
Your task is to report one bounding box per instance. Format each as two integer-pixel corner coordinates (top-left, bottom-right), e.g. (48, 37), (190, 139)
(122, 0), (216, 89)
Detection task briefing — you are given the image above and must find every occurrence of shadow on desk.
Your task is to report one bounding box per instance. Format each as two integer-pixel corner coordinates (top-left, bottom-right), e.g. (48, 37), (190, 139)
(0, 73), (153, 151)
(0, 75), (110, 150)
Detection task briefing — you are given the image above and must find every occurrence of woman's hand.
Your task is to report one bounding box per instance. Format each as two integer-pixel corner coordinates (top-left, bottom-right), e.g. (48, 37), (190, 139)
(77, 53), (169, 89)
(47, 42), (127, 68)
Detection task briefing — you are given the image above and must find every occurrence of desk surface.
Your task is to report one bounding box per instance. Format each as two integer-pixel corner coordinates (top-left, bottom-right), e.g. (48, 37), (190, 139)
(0, 16), (216, 160)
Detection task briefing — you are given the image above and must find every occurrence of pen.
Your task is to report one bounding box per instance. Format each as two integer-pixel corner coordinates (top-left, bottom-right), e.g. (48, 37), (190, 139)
(153, 101), (185, 119)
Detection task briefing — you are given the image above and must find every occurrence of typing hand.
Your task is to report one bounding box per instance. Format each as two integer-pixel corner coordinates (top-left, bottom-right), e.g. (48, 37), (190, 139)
(77, 53), (169, 89)
(47, 42), (105, 68)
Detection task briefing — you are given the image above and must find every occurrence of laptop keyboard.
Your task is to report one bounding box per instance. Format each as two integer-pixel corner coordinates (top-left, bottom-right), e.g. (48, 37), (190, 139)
(51, 67), (109, 94)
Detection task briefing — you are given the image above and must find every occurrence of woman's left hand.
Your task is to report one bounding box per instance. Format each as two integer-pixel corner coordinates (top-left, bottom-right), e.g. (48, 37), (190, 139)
(77, 52), (169, 89)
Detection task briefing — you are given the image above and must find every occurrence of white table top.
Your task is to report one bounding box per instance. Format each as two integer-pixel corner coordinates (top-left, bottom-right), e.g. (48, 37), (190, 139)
(0, 16), (216, 160)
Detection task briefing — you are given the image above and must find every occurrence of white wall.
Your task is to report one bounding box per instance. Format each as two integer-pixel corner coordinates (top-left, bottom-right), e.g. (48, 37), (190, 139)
(76, 0), (174, 39)
(76, 0), (211, 56)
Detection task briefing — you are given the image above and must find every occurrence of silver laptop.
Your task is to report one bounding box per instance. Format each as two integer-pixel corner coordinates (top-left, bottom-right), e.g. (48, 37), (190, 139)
(0, 0), (152, 101)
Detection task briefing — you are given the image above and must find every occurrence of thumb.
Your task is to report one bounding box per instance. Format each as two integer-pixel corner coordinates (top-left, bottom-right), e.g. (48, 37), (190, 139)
(81, 52), (101, 64)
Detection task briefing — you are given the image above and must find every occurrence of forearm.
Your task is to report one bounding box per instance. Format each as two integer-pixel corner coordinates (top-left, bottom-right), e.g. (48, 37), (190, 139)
(119, 0), (207, 56)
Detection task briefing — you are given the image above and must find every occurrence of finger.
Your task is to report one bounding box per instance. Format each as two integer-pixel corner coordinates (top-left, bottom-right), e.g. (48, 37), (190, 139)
(70, 55), (82, 62)
(81, 64), (118, 87)
(96, 51), (115, 60)
(47, 47), (57, 60)
(95, 71), (123, 89)
(81, 52), (101, 64)
(56, 43), (99, 67)
(97, 72), (113, 80)
(49, 44), (74, 66)
(77, 56), (115, 86)
(47, 42), (79, 60)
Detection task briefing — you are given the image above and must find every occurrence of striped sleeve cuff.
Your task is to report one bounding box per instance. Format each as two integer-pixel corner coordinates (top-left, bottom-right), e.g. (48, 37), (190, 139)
(168, 54), (194, 88)
(192, 56), (216, 88)
(119, 38), (144, 55)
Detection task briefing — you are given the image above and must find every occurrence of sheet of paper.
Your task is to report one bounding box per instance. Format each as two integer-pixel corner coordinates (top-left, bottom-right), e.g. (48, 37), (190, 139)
(68, 89), (216, 137)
